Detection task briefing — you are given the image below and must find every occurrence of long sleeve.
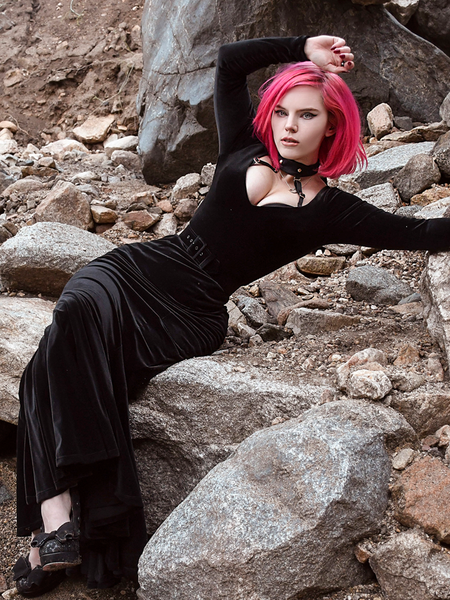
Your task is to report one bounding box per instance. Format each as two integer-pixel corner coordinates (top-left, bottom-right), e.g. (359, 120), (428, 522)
(322, 190), (450, 252)
(214, 37), (309, 156)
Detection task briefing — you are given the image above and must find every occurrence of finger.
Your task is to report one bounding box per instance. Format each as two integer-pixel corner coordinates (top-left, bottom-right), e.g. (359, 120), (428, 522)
(330, 37), (346, 50)
(339, 52), (354, 63)
(333, 45), (352, 55)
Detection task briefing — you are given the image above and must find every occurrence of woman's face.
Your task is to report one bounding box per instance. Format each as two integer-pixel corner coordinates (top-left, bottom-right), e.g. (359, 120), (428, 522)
(271, 85), (334, 165)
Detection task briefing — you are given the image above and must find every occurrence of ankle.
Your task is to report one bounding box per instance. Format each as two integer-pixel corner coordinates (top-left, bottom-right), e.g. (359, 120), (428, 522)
(41, 490), (71, 533)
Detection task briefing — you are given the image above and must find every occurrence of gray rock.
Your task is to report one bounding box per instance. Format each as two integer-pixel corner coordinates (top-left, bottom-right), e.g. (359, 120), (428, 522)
(390, 383), (450, 436)
(259, 279), (299, 317)
(235, 296), (268, 328)
(414, 197), (450, 219)
(421, 251), (450, 363)
(392, 448), (415, 470)
(0, 222), (116, 296)
(41, 139), (89, 160)
(137, 400), (415, 600)
(352, 142), (436, 189)
(370, 530), (450, 600)
(441, 92), (450, 128)
(393, 154), (441, 201)
(200, 162), (216, 186)
(171, 173), (201, 200)
(395, 205), (421, 217)
(346, 265), (413, 304)
(394, 115), (414, 130)
(408, 0), (450, 56)
(226, 299), (246, 332)
(433, 130), (450, 177)
(104, 135), (139, 157)
(346, 369), (392, 400)
(0, 296), (55, 425)
(385, 0), (420, 25)
(72, 115), (115, 144)
(324, 243), (361, 255)
(355, 182), (401, 212)
(130, 356), (335, 533)
(34, 181), (93, 230)
(111, 150), (141, 172)
(1, 177), (45, 198)
(286, 307), (360, 335)
(138, 0), (450, 183)
(152, 213), (177, 237)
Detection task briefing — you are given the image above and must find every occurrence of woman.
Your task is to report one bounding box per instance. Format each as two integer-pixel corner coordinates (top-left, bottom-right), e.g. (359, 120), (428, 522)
(14, 34), (450, 596)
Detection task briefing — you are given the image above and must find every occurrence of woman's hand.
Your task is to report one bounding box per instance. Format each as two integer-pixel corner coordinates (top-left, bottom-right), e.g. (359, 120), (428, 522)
(304, 35), (354, 73)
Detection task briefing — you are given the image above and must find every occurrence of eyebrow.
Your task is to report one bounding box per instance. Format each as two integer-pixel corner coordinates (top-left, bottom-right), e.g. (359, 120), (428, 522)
(274, 104), (320, 112)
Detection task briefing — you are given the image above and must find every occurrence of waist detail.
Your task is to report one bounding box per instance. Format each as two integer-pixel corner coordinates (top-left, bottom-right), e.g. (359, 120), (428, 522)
(179, 225), (220, 275)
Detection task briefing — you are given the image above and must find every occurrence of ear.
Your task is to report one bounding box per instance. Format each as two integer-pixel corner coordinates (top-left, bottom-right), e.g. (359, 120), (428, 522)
(325, 122), (336, 138)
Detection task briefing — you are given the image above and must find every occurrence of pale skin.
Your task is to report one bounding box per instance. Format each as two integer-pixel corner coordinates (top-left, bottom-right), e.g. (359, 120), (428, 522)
(27, 35), (355, 572)
(246, 35), (355, 207)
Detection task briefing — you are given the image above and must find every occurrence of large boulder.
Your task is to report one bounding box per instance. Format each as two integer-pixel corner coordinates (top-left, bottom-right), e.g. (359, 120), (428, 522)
(130, 356), (335, 532)
(407, 0), (450, 57)
(346, 265), (413, 304)
(0, 222), (116, 296)
(138, 0), (450, 183)
(0, 296), (55, 425)
(137, 400), (415, 600)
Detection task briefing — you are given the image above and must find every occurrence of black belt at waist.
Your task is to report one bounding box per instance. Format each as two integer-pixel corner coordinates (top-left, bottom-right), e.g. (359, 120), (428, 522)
(179, 225), (220, 275)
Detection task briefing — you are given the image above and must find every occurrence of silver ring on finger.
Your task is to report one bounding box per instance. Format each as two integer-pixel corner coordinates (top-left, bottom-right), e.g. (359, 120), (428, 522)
(341, 61), (345, 67)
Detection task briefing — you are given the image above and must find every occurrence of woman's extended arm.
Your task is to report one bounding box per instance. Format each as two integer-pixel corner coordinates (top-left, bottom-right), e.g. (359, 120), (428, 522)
(322, 190), (450, 252)
(214, 36), (354, 157)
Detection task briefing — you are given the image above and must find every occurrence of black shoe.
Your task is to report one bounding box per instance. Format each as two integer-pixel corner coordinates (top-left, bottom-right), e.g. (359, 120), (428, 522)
(31, 521), (81, 571)
(13, 555), (66, 597)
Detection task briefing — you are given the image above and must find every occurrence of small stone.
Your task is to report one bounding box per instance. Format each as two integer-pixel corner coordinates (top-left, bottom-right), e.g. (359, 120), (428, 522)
(73, 115), (115, 144)
(90, 205), (118, 224)
(111, 150), (141, 171)
(367, 103), (394, 139)
(392, 448), (415, 470)
(347, 369), (392, 401)
(103, 135), (138, 157)
(226, 300), (246, 333)
(200, 163), (216, 186)
(237, 322), (256, 340)
(286, 308), (359, 336)
(354, 544), (372, 564)
(122, 210), (159, 231)
(0, 128), (13, 140)
(297, 255), (346, 276)
(0, 120), (18, 133)
(34, 181), (93, 230)
(235, 296), (268, 329)
(156, 200), (173, 213)
(393, 154), (441, 201)
(410, 185), (450, 206)
(174, 199), (197, 221)
(172, 173), (201, 200)
(248, 334), (263, 347)
(152, 213), (177, 237)
(435, 425), (450, 447)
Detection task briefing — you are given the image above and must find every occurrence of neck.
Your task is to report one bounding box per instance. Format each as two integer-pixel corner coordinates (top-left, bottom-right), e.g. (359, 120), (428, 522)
(277, 153), (320, 178)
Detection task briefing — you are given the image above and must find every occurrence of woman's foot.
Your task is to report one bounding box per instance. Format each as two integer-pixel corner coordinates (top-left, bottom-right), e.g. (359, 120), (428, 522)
(31, 488), (81, 572)
(14, 554), (66, 597)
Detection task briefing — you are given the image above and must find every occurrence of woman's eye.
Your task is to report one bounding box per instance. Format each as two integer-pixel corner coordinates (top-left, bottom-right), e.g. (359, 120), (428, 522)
(302, 112), (315, 120)
(274, 109), (287, 117)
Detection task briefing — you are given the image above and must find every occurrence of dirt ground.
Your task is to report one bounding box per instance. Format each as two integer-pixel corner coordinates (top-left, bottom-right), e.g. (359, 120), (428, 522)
(0, 0), (144, 146)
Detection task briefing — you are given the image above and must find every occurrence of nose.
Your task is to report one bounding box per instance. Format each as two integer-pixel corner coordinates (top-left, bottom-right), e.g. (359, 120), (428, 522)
(285, 116), (297, 132)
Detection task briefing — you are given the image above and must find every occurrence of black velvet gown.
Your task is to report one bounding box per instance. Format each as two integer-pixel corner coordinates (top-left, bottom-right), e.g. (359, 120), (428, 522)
(16, 36), (450, 588)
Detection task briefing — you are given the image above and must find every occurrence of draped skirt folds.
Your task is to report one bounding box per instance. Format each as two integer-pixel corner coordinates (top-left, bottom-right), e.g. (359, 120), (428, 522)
(16, 235), (229, 588)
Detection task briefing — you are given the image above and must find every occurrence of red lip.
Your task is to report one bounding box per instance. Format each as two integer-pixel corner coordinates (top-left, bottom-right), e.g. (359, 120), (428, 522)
(281, 137), (298, 143)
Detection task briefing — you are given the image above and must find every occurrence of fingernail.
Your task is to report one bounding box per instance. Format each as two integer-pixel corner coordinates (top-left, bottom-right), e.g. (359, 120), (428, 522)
(340, 54), (346, 58)
(333, 49), (340, 53)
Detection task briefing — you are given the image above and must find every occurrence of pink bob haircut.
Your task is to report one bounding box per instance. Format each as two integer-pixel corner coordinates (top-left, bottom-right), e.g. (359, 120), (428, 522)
(253, 61), (367, 179)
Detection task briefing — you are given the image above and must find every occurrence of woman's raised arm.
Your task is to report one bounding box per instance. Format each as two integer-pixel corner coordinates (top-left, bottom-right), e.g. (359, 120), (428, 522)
(214, 37), (308, 156)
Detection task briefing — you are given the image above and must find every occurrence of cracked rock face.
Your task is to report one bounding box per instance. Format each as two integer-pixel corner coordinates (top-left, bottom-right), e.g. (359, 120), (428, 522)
(137, 400), (415, 600)
(138, 0), (450, 183)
